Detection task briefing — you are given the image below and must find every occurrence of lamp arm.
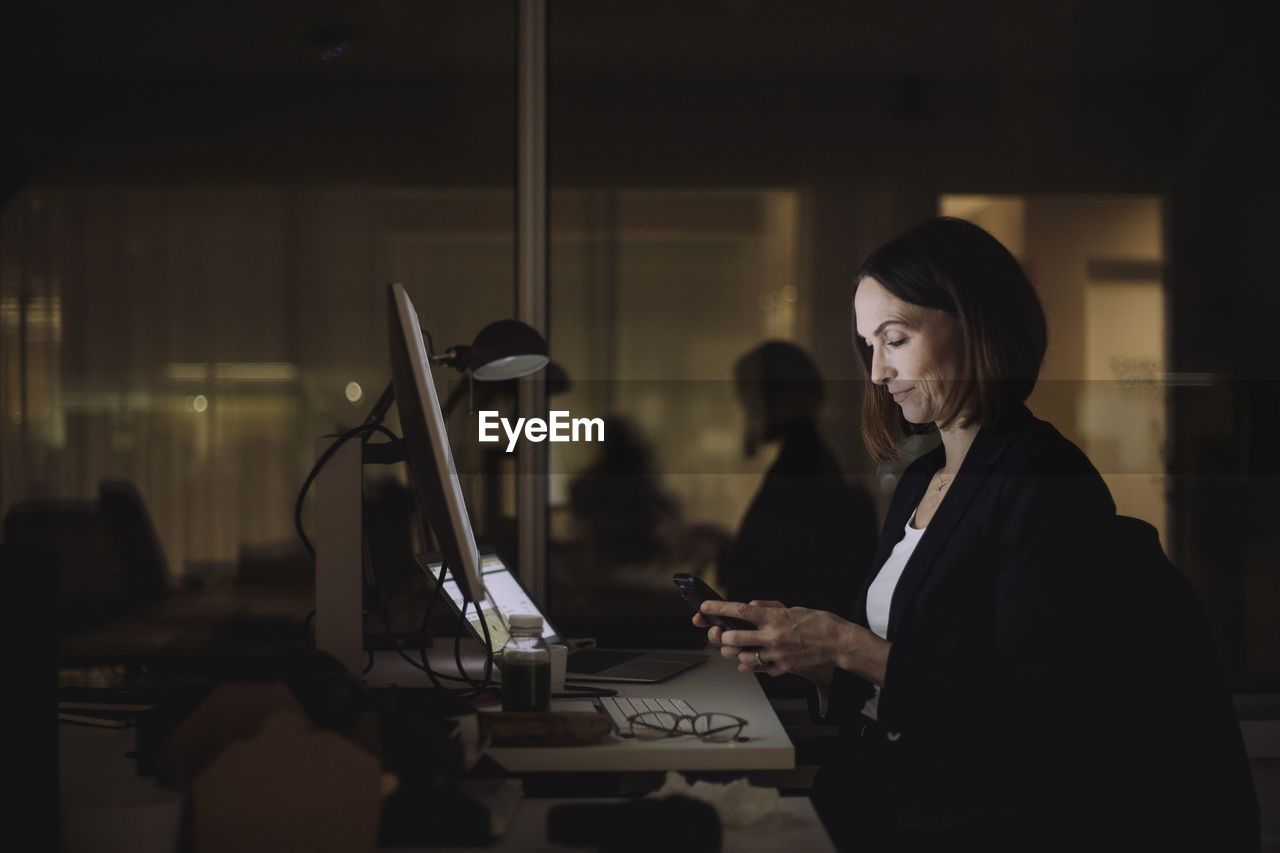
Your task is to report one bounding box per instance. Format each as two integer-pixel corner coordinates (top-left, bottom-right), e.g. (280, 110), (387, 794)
(430, 346), (471, 372)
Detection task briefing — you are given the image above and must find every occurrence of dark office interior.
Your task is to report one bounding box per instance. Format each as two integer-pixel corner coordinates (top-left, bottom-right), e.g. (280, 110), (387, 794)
(2, 0), (1277, 849)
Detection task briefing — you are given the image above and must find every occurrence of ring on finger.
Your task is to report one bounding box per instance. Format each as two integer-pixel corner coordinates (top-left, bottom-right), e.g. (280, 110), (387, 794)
(755, 649), (766, 668)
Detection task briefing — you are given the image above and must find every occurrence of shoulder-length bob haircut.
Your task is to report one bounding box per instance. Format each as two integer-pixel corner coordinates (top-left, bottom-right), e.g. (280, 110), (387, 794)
(854, 217), (1047, 462)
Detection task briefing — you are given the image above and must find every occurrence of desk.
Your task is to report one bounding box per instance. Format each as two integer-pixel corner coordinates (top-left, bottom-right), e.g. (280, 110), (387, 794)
(365, 648), (795, 773)
(59, 724), (832, 853)
(59, 651), (826, 852)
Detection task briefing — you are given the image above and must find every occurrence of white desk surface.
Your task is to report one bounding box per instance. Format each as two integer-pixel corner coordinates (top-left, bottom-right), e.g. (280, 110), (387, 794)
(365, 648), (796, 773)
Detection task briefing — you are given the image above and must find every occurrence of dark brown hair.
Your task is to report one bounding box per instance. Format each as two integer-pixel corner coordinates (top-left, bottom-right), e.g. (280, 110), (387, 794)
(853, 217), (1046, 462)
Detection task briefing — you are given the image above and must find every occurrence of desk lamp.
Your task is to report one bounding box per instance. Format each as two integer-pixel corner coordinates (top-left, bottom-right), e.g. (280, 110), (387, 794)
(363, 318), (549, 425)
(432, 319), (549, 381)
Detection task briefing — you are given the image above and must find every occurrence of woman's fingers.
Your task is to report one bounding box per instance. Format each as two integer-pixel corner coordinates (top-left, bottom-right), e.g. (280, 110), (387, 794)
(720, 628), (764, 648)
(694, 615), (731, 652)
(700, 598), (766, 625)
(698, 600), (836, 674)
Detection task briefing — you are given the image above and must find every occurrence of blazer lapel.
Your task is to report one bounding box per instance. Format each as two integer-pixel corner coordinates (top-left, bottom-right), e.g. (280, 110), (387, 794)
(884, 413), (1028, 639)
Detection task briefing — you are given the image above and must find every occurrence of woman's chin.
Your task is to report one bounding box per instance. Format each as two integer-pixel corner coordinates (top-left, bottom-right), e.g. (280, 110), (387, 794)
(899, 406), (931, 425)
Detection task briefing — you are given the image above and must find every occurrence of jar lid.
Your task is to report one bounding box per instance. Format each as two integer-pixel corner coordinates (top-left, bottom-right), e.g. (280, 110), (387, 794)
(508, 614), (543, 630)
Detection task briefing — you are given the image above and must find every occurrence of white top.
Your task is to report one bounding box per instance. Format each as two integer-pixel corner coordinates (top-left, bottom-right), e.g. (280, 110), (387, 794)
(861, 512), (926, 720)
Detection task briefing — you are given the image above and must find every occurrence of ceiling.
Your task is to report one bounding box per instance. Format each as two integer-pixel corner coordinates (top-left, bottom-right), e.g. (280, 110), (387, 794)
(9, 0), (1246, 82)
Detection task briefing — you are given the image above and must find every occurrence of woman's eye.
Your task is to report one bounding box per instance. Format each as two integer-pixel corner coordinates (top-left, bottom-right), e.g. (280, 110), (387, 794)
(886, 337), (907, 348)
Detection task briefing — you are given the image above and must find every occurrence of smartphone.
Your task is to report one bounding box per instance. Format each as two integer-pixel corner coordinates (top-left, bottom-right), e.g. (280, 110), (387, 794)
(672, 573), (757, 632)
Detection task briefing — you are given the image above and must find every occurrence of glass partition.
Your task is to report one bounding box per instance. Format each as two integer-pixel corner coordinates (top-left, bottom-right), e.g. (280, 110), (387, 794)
(941, 195), (1168, 545)
(1, 2), (518, 655)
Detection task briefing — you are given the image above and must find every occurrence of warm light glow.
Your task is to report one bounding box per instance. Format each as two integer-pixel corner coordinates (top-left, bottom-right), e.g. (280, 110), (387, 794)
(167, 364), (209, 381)
(345, 381), (364, 403)
(191, 395), (209, 413)
(0, 296), (62, 341)
(213, 362), (298, 382)
(166, 362), (298, 382)
(781, 284), (799, 302)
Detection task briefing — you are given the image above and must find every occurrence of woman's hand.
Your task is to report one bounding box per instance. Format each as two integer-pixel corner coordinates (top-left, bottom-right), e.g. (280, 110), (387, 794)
(698, 599), (891, 686)
(693, 598), (785, 653)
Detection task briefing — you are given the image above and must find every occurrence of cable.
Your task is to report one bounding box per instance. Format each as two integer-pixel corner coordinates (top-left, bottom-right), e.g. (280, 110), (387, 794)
(416, 569), (449, 691)
(473, 595), (497, 698)
(293, 422), (397, 558)
(456, 604), (483, 694)
(371, 571), (480, 690)
(361, 382), (395, 427)
(411, 561), (501, 699)
(297, 406), (498, 695)
(441, 597), (498, 702)
(376, 571), (423, 658)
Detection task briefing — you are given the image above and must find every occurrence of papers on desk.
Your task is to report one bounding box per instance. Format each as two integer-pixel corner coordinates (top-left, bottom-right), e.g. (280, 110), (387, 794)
(457, 779), (524, 837)
(648, 771), (780, 827)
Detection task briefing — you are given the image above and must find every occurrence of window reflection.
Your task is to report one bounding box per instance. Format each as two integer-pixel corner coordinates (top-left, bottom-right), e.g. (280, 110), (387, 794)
(940, 195), (1168, 547)
(0, 187), (511, 589)
(544, 189), (864, 646)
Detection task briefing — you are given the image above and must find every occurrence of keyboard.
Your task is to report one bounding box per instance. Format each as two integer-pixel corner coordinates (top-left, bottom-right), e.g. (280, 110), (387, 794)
(598, 696), (696, 732)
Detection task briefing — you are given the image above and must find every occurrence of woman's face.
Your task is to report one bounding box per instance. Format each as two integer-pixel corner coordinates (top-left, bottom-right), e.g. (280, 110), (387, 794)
(853, 276), (964, 426)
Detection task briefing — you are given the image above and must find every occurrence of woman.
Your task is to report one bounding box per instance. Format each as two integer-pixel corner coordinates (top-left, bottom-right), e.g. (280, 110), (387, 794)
(695, 218), (1255, 850)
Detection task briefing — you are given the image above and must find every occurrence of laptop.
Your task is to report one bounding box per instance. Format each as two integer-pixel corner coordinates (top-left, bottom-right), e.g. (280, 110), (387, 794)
(422, 552), (707, 683)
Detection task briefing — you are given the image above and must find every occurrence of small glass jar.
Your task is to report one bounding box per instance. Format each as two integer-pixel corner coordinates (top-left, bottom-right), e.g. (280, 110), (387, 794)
(501, 614), (551, 712)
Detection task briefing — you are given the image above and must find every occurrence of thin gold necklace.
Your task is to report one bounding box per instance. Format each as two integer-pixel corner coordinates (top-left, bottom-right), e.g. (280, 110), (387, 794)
(934, 470), (951, 493)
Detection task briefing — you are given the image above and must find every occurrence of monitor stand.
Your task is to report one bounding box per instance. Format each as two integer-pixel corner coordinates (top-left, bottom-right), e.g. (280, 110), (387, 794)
(314, 437), (364, 676)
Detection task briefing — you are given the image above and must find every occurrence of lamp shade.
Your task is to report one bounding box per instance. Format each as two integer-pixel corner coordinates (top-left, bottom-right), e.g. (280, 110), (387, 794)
(467, 320), (549, 381)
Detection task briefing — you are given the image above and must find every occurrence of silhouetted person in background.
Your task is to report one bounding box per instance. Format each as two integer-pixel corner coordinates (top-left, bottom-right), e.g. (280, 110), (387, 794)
(718, 341), (877, 615)
(569, 416), (682, 570)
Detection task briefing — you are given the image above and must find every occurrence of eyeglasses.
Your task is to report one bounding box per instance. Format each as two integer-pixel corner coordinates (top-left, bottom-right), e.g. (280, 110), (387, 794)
(623, 711), (749, 743)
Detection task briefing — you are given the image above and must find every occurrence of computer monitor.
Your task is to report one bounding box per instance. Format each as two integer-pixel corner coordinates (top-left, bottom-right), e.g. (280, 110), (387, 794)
(387, 282), (486, 603)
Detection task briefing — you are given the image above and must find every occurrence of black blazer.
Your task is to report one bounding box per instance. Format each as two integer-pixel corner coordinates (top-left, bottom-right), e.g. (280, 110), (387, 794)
(827, 407), (1113, 810)
(822, 406), (1259, 847)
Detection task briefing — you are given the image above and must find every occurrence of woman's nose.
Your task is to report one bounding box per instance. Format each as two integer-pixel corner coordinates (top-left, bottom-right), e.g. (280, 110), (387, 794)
(871, 348), (892, 385)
